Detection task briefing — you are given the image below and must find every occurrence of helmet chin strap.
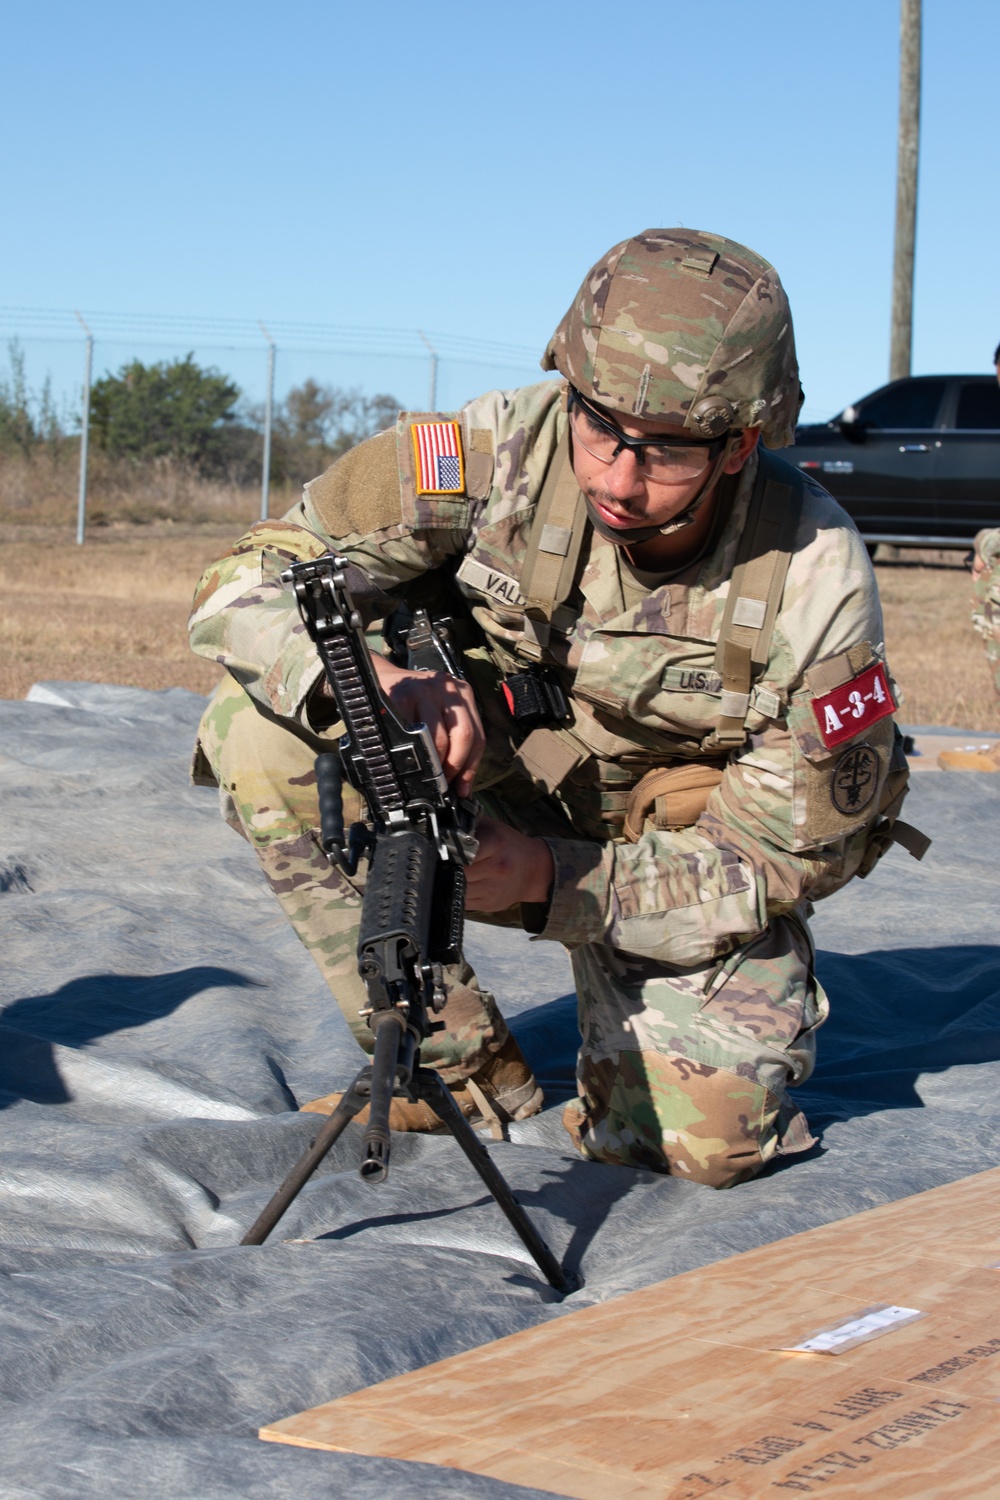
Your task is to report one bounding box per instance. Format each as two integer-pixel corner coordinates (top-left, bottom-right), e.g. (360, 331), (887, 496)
(583, 439), (737, 547)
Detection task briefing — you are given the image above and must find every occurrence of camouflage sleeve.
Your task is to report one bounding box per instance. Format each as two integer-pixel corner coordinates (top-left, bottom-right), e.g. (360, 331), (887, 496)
(536, 492), (890, 966)
(188, 426), (468, 726)
(188, 518), (336, 722)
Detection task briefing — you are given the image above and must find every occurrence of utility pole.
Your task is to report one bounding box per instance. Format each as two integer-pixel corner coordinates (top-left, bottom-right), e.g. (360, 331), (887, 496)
(259, 322), (276, 520)
(418, 331), (438, 409)
(75, 312), (94, 545)
(889, 0), (921, 381)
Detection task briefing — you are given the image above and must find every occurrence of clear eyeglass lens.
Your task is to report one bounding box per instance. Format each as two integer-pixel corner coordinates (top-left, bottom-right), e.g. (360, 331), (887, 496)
(570, 406), (711, 482)
(644, 446), (711, 480)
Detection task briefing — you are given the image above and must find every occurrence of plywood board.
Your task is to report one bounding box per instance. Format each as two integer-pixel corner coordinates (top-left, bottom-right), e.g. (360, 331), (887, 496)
(261, 1166), (1000, 1497)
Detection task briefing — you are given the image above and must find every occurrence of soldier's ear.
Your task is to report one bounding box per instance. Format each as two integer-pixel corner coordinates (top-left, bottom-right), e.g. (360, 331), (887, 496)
(723, 429), (760, 475)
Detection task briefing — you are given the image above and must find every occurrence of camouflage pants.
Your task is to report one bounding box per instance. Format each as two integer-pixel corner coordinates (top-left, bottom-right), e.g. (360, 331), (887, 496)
(562, 921), (822, 1185)
(195, 675), (826, 1187)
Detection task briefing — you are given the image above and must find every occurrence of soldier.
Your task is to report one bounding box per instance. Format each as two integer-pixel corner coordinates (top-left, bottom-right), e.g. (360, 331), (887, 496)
(190, 229), (925, 1189)
(938, 340), (1000, 770)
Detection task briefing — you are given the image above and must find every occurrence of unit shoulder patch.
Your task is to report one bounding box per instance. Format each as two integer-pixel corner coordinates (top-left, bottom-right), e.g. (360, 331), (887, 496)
(810, 660), (895, 749)
(831, 742), (879, 815)
(411, 420), (465, 495)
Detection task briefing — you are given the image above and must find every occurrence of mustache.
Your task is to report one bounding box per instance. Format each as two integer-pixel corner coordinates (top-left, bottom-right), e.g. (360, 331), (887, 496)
(586, 487), (645, 518)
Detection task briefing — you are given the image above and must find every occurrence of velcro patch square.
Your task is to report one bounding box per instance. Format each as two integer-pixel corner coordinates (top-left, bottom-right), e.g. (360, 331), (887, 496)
(411, 421), (465, 495)
(811, 661), (895, 748)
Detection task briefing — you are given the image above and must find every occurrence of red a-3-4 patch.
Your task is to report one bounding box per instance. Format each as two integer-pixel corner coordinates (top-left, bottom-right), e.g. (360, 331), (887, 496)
(811, 661), (895, 749)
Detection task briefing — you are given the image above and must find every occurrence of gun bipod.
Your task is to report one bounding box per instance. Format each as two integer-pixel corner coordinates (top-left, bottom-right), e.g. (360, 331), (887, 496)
(240, 1043), (576, 1295)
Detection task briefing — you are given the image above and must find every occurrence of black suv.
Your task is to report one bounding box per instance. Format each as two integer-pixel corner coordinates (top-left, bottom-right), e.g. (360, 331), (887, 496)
(775, 374), (1000, 549)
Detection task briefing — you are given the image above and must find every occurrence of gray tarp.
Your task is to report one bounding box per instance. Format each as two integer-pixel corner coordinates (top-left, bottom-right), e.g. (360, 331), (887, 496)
(2, 682), (998, 1498)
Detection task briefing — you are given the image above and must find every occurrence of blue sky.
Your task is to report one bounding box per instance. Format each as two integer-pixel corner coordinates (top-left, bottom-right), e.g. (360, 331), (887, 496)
(2, 0), (997, 422)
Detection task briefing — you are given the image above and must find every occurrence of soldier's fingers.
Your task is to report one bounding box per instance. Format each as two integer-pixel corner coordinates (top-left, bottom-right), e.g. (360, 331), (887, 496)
(442, 679), (485, 795)
(375, 661), (483, 790)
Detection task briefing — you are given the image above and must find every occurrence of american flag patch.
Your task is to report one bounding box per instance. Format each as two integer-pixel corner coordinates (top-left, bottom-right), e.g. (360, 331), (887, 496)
(411, 420), (465, 495)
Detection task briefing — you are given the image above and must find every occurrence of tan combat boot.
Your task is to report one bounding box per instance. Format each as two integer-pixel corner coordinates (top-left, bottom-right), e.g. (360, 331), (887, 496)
(937, 740), (1000, 771)
(299, 1030), (543, 1135)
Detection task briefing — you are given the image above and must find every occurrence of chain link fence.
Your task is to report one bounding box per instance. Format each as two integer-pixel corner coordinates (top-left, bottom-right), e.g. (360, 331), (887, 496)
(0, 309), (547, 541)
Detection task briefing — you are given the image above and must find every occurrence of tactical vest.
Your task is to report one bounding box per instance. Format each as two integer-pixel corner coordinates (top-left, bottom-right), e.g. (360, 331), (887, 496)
(474, 438), (926, 871)
(476, 440), (792, 832)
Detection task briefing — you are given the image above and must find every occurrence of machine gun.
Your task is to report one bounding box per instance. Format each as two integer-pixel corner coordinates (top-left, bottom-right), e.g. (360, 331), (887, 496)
(240, 555), (572, 1294)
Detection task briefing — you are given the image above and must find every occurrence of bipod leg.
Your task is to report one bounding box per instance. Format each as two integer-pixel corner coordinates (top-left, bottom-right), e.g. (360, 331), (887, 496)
(417, 1069), (577, 1295)
(241, 1071), (372, 1246)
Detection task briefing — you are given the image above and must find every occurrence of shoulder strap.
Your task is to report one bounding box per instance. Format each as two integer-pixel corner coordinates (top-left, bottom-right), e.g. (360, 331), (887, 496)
(707, 451), (804, 751)
(516, 432), (588, 661)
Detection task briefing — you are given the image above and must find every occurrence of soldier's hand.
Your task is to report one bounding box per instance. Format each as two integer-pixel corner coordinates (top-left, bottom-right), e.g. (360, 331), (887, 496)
(465, 817), (555, 913)
(371, 656), (485, 797)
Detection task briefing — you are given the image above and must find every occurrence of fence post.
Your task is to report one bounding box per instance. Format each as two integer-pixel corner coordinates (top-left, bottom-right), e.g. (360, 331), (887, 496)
(259, 322), (276, 520)
(75, 312), (93, 545)
(418, 331), (438, 409)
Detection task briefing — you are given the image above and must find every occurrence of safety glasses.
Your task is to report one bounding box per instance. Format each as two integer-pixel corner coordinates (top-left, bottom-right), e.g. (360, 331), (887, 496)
(568, 387), (729, 483)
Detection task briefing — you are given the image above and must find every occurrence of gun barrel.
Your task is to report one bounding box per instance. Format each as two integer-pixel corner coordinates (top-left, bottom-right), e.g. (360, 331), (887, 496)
(360, 1009), (410, 1182)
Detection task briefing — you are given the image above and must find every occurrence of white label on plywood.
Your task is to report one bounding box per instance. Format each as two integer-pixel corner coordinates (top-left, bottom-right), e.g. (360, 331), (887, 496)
(782, 1304), (926, 1355)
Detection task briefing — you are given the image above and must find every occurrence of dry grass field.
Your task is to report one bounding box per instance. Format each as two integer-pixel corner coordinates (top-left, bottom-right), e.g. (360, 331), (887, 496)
(0, 522), (234, 700)
(0, 521), (996, 731)
(874, 546), (1000, 731)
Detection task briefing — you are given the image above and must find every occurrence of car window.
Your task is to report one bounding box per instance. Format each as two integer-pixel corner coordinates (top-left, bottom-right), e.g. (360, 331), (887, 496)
(955, 382), (1000, 429)
(857, 381), (947, 428)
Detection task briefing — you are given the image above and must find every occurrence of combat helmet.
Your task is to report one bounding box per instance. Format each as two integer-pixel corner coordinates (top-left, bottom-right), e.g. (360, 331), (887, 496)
(542, 229), (802, 448)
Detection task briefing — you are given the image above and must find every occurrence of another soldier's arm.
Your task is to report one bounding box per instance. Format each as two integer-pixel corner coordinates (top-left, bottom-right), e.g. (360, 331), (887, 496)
(972, 527), (1000, 584)
(970, 527), (1000, 698)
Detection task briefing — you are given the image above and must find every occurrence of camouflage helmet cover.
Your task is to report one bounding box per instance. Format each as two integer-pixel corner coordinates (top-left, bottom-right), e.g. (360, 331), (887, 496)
(542, 228), (803, 448)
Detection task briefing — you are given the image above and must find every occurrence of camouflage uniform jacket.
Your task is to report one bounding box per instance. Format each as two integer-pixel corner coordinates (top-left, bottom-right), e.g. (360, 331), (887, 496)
(190, 380), (896, 969)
